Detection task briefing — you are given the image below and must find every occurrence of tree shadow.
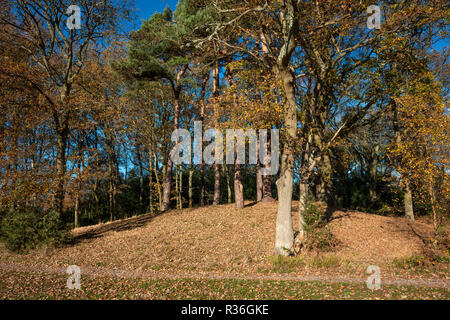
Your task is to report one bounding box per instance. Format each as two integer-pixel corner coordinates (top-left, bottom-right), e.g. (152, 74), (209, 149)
(326, 206), (351, 222)
(68, 212), (163, 245)
(244, 201), (258, 208)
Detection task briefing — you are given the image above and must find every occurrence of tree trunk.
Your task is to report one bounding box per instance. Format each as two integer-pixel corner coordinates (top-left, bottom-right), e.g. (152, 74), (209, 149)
(148, 150), (154, 214)
(256, 135), (263, 201)
(234, 163), (244, 209)
(175, 165), (179, 209)
(74, 193), (80, 229)
(162, 148), (174, 212)
(256, 165), (263, 202)
(137, 144), (144, 212)
(261, 131), (274, 203)
(154, 153), (163, 210)
(298, 181), (308, 235)
(369, 145), (379, 206)
(178, 165), (183, 210)
(224, 165), (232, 204)
(321, 152), (334, 206)
(428, 174), (438, 233)
(200, 162), (205, 206)
(161, 94), (178, 211)
(404, 179), (415, 221)
(54, 122), (69, 217)
(392, 99), (414, 221)
(108, 161), (115, 222)
(212, 61), (221, 206)
(274, 67), (296, 256)
(161, 67), (187, 212)
(189, 165), (193, 208)
(297, 131), (315, 240)
(213, 163), (221, 205)
(315, 177), (325, 202)
(199, 76), (208, 207)
(74, 144), (83, 229)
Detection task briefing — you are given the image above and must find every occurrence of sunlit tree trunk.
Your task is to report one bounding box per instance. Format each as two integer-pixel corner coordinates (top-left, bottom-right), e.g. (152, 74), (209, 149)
(148, 150), (154, 214)
(213, 61), (221, 205)
(275, 66), (296, 256)
(136, 143), (144, 212)
(162, 67), (188, 211)
(261, 132), (274, 203)
(404, 179), (415, 221)
(234, 163), (244, 209)
(224, 165), (232, 204)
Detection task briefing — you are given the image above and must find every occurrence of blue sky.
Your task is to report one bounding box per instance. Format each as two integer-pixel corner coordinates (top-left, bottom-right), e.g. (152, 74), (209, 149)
(134, 0), (179, 21)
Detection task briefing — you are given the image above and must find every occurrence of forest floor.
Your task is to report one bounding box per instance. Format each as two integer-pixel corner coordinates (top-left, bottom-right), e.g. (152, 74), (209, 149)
(0, 202), (448, 299)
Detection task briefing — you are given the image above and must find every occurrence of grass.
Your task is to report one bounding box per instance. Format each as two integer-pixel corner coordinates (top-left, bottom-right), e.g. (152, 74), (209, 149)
(0, 203), (448, 300)
(269, 254), (348, 273)
(0, 270), (448, 300)
(393, 256), (426, 269)
(309, 255), (343, 269)
(392, 255), (450, 276)
(269, 255), (306, 273)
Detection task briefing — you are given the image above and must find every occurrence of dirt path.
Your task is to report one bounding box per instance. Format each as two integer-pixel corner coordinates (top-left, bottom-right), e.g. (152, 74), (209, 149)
(1, 261), (448, 289)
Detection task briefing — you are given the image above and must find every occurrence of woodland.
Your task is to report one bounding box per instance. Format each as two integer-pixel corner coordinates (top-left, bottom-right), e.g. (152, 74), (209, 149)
(0, 0), (449, 300)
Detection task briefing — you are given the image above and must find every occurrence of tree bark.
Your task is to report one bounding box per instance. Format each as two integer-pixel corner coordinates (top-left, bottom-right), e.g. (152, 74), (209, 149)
(224, 165), (232, 204)
(369, 146), (379, 206)
(153, 153), (163, 210)
(274, 66), (296, 256)
(188, 165), (193, 208)
(297, 131), (315, 237)
(256, 133), (262, 201)
(178, 165), (183, 210)
(261, 131), (274, 203)
(213, 61), (221, 205)
(54, 120), (69, 217)
(213, 163), (221, 205)
(392, 98), (414, 221)
(256, 165), (263, 202)
(137, 143), (144, 212)
(404, 179), (415, 221)
(74, 141), (83, 229)
(108, 160), (115, 222)
(199, 76), (208, 207)
(298, 182), (308, 230)
(234, 163), (244, 209)
(148, 150), (154, 214)
(321, 152), (334, 206)
(161, 67), (188, 211)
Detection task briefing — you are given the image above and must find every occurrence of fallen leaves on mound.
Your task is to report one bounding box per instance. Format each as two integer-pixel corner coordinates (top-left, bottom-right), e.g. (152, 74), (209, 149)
(0, 202), (446, 281)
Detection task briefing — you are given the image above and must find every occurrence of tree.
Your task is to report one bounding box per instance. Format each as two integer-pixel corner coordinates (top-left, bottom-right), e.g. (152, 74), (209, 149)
(1, 0), (132, 216)
(388, 70), (449, 231)
(115, 7), (190, 212)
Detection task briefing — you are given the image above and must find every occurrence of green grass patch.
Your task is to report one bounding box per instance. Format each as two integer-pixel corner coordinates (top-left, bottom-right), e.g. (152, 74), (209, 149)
(0, 270), (448, 300)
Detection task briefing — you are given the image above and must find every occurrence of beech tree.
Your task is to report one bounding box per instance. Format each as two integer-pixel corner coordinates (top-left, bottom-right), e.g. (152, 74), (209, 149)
(388, 69), (449, 231)
(0, 0), (132, 216)
(189, 0), (448, 254)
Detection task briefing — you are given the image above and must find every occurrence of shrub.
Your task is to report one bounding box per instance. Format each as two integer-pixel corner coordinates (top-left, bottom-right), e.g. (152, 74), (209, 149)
(300, 197), (339, 252)
(1, 208), (69, 253)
